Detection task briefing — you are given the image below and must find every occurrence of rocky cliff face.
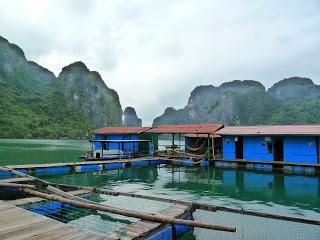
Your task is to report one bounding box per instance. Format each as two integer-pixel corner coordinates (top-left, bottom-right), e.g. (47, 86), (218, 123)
(153, 77), (320, 126)
(268, 77), (320, 103)
(0, 36), (56, 94)
(153, 80), (266, 126)
(58, 62), (123, 127)
(123, 107), (142, 127)
(0, 36), (123, 138)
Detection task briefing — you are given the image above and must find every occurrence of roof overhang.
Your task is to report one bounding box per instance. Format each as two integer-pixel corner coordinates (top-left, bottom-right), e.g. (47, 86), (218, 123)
(93, 127), (152, 135)
(146, 124), (224, 134)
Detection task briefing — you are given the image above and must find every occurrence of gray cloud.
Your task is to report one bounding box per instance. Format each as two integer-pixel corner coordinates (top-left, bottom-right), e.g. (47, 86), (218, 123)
(0, 0), (319, 125)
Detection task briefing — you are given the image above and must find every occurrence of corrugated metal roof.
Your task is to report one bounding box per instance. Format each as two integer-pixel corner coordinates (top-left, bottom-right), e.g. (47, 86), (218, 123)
(216, 125), (320, 136)
(146, 124), (223, 134)
(184, 133), (221, 138)
(94, 127), (151, 134)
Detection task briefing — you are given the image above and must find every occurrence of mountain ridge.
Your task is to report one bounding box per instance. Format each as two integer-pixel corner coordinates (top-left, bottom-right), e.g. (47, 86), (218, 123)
(0, 35), (133, 139)
(153, 77), (320, 126)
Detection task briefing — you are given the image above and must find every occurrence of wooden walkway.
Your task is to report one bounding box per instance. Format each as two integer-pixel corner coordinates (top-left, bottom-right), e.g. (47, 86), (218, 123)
(0, 200), (114, 240)
(213, 159), (320, 169)
(114, 203), (193, 240)
(5, 157), (166, 170)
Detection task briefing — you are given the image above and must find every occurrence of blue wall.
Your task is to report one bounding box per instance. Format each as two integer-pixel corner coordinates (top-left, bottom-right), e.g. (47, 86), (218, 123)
(222, 135), (320, 164)
(284, 136), (318, 164)
(94, 133), (139, 152)
(222, 136), (236, 159)
(94, 134), (104, 150)
(244, 136), (273, 162)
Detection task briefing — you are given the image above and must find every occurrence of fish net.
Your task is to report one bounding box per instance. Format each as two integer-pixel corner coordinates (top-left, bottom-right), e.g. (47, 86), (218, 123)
(192, 209), (320, 240)
(20, 193), (174, 237)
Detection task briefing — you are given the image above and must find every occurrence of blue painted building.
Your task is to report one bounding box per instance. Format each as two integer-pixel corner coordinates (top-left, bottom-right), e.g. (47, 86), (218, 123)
(91, 127), (152, 159)
(216, 125), (320, 164)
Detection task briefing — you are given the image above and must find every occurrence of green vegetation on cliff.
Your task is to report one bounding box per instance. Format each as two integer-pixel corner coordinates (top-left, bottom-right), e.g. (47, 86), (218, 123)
(0, 36), (122, 139)
(153, 78), (320, 126)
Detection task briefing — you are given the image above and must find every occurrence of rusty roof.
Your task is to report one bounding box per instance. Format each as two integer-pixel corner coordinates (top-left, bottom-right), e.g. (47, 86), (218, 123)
(146, 124), (223, 134)
(216, 125), (320, 136)
(94, 127), (151, 134)
(184, 133), (221, 138)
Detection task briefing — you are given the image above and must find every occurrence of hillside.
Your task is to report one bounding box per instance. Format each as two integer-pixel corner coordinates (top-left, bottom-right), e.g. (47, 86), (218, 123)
(0, 36), (123, 139)
(153, 77), (320, 126)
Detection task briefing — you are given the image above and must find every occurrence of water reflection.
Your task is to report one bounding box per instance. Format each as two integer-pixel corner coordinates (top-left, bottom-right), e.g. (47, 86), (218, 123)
(40, 165), (320, 216)
(165, 167), (320, 212)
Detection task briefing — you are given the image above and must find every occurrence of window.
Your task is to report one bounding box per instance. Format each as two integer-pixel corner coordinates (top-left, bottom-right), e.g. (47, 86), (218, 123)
(267, 142), (273, 153)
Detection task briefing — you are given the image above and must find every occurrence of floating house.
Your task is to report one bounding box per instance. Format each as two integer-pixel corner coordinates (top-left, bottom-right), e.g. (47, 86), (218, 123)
(216, 125), (320, 164)
(89, 127), (152, 160)
(146, 124), (224, 159)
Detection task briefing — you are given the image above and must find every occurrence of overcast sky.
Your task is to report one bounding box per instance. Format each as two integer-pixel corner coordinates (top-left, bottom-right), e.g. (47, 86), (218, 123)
(1, 0), (320, 125)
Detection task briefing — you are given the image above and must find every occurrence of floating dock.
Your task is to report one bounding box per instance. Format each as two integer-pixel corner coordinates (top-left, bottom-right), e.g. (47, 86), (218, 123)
(0, 200), (113, 240)
(4, 157), (168, 171)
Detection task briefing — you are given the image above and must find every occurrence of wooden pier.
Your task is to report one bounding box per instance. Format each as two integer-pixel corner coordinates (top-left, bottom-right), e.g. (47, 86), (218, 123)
(0, 200), (113, 240)
(5, 157), (166, 170)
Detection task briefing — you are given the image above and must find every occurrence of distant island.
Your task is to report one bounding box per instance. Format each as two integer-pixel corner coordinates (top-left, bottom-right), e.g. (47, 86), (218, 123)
(1, 35), (319, 139)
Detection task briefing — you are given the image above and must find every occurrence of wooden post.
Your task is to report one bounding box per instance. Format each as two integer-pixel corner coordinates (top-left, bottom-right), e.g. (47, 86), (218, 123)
(101, 143), (104, 159)
(212, 133), (215, 160)
(172, 133), (175, 146)
(207, 134), (211, 162)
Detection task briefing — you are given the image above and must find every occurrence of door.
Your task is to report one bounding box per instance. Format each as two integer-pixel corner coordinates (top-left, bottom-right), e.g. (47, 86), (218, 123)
(273, 137), (284, 161)
(235, 136), (243, 159)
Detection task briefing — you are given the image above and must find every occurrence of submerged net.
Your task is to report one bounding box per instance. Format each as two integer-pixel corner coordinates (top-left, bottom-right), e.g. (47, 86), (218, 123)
(192, 209), (320, 240)
(20, 193), (174, 236)
(19, 191), (320, 240)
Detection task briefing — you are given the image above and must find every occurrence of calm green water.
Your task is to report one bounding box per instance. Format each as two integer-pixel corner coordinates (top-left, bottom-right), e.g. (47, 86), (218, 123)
(1, 139), (320, 239)
(38, 166), (320, 239)
(0, 139), (88, 165)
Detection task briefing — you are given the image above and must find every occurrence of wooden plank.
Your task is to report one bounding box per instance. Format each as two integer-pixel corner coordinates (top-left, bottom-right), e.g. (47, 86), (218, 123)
(0, 200), (115, 240)
(8, 197), (45, 206)
(0, 219), (65, 239)
(5, 157), (165, 170)
(214, 159), (320, 168)
(118, 203), (193, 240)
(9, 189), (92, 206)
(0, 177), (33, 183)
(22, 226), (85, 240)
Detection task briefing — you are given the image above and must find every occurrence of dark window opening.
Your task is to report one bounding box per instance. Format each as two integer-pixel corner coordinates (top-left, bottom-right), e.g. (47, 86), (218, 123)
(267, 142), (273, 153)
(273, 137), (284, 161)
(316, 137), (319, 163)
(235, 136), (243, 159)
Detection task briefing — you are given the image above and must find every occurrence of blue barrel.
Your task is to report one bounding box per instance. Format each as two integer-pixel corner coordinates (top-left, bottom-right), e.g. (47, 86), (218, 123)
(131, 161), (150, 167)
(104, 163), (124, 170)
(34, 166), (71, 176)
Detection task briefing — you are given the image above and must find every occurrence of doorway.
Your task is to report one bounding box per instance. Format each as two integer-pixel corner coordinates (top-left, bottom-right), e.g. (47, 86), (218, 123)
(273, 137), (284, 161)
(235, 136), (243, 159)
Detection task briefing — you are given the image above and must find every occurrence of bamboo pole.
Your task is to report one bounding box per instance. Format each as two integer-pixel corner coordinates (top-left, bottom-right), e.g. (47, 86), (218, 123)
(0, 182), (36, 189)
(46, 185), (91, 204)
(22, 188), (236, 232)
(212, 133), (215, 160)
(53, 183), (320, 226)
(2, 167), (320, 226)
